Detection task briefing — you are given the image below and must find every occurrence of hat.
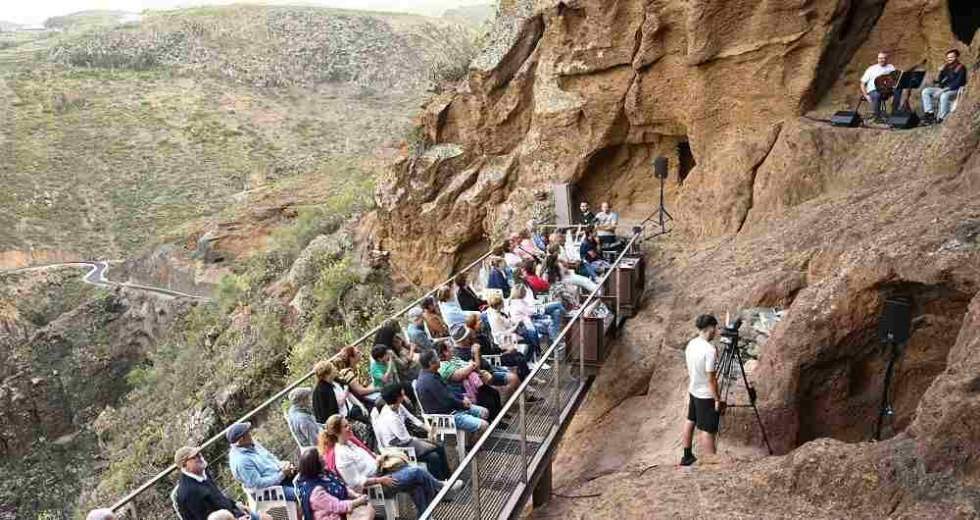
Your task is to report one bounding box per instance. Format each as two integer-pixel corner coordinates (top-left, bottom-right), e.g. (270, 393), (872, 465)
(174, 446), (200, 467)
(407, 307), (423, 319)
(288, 386), (311, 404)
(450, 323), (471, 343)
(225, 422), (252, 444)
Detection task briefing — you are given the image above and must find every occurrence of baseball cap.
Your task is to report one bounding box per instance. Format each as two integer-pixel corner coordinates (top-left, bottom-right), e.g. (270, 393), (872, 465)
(174, 446), (200, 467)
(450, 323), (471, 343)
(225, 422), (252, 444)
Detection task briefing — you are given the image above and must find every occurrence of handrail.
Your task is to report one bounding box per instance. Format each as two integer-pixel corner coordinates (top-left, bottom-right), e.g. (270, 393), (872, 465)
(108, 247), (497, 513)
(418, 226), (651, 519)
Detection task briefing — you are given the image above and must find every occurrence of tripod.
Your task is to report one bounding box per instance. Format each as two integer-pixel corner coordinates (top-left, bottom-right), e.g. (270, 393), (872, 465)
(716, 324), (774, 455)
(873, 339), (905, 440)
(638, 170), (673, 234)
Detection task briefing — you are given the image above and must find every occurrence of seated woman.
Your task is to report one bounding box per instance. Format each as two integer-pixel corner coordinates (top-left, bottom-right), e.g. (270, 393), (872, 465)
(521, 260), (550, 296)
(436, 285), (477, 326)
(485, 293), (542, 363)
(374, 320), (421, 383)
(463, 313), (530, 381)
(545, 244), (598, 295)
(486, 256), (511, 298)
(328, 346), (379, 406)
(421, 296), (450, 339)
(454, 273), (486, 312)
(579, 227), (610, 275)
(319, 415), (460, 515)
(312, 360), (376, 450)
(296, 448), (373, 520)
(508, 284), (566, 346)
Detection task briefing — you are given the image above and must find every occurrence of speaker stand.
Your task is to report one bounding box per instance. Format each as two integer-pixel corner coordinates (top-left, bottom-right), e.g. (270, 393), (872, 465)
(638, 174), (673, 234)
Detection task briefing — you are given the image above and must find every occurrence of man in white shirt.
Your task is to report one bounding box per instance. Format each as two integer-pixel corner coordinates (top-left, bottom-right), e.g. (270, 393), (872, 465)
(860, 51), (899, 122)
(680, 314), (720, 466)
(594, 202), (619, 248)
(374, 384), (451, 479)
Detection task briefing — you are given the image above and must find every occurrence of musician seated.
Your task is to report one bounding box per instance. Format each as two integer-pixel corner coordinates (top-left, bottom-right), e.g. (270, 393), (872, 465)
(860, 51), (901, 122)
(921, 49), (967, 124)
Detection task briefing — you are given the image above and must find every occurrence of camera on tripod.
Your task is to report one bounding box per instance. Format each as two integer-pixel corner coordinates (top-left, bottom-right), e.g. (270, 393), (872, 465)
(719, 318), (743, 349)
(713, 316), (772, 454)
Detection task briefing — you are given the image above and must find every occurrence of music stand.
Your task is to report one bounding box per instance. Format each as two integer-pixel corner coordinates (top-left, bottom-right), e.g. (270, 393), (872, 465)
(895, 70), (925, 112)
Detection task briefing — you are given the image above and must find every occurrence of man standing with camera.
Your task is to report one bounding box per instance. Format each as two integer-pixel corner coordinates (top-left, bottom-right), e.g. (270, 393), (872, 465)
(680, 314), (721, 466)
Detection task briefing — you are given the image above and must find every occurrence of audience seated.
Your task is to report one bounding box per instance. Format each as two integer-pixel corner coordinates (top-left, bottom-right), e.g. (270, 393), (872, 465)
(485, 293), (541, 361)
(508, 284), (566, 349)
(370, 344), (398, 389)
(421, 297), (450, 338)
(416, 350), (490, 434)
(227, 422), (298, 499)
(174, 446), (270, 520)
(319, 415), (459, 514)
(450, 323), (520, 393)
(405, 307), (433, 351)
(327, 346), (378, 405)
(373, 320), (421, 382)
(373, 384), (451, 479)
(311, 361), (376, 450)
(521, 261), (550, 296)
(454, 273), (486, 312)
(580, 227), (610, 275)
(526, 220), (548, 252)
(296, 447), (372, 520)
(545, 244), (598, 294)
(286, 387), (322, 449)
(436, 285), (474, 326)
(486, 257), (512, 298)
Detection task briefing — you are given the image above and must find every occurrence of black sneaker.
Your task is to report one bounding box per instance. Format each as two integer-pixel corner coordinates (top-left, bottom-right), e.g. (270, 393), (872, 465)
(679, 453), (697, 466)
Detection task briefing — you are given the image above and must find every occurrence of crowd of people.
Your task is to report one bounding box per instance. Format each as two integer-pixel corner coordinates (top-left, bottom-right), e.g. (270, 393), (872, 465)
(99, 201), (626, 520)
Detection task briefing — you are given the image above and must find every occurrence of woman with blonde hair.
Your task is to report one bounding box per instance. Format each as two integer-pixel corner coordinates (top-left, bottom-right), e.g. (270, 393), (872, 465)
(312, 359), (376, 450)
(318, 415), (458, 514)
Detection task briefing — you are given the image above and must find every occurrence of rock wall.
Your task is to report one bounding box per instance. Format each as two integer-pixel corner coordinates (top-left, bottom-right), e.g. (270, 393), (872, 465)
(376, 0), (980, 516)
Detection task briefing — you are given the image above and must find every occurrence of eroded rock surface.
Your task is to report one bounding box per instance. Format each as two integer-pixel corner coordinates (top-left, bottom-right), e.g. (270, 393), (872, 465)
(376, 0), (980, 516)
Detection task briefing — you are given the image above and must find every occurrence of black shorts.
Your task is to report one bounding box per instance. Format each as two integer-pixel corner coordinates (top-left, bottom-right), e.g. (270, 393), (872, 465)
(687, 394), (720, 434)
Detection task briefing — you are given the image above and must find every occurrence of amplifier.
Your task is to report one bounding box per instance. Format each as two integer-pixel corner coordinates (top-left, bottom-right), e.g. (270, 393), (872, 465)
(887, 111), (920, 129)
(830, 111), (862, 127)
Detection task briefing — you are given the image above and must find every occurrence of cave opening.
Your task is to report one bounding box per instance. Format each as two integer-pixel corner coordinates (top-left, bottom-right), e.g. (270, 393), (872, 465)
(794, 282), (971, 446)
(677, 141), (695, 185)
(949, 0), (980, 44)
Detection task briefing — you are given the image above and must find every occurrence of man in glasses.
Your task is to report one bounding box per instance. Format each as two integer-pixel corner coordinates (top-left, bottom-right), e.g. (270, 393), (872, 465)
(174, 446), (272, 520)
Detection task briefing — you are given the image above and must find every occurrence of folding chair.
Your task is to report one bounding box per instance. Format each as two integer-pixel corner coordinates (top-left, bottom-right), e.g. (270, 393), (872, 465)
(412, 380), (467, 462)
(242, 485), (298, 520)
(171, 485), (184, 520)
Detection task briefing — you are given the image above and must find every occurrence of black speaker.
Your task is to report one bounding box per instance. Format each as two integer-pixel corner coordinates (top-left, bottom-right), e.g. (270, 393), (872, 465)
(887, 111), (920, 129)
(878, 298), (912, 344)
(653, 156), (668, 179)
(831, 111), (862, 127)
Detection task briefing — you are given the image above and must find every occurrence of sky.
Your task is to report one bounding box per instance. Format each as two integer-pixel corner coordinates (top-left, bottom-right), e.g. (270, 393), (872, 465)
(0, 0), (489, 26)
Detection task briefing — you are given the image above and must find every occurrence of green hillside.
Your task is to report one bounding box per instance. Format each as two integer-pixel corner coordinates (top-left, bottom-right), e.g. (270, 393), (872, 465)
(0, 5), (476, 263)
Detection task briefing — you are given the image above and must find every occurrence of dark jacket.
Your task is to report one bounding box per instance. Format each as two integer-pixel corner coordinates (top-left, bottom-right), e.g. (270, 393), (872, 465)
(457, 285), (486, 311)
(487, 268), (511, 298)
(175, 471), (244, 520)
(312, 380), (340, 423)
(416, 370), (464, 415)
(938, 63), (967, 91)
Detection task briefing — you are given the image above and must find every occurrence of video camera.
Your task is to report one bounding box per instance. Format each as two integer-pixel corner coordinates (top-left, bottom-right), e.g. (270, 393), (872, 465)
(719, 318), (743, 350)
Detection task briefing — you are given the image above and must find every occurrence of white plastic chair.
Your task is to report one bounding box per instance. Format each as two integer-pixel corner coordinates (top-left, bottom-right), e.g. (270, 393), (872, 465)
(412, 380), (467, 462)
(423, 321), (450, 344)
(950, 85), (966, 114)
(381, 445), (420, 465)
(170, 485), (184, 520)
(242, 485), (298, 520)
(367, 483), (399, 520)
(482, 354), (503, 368)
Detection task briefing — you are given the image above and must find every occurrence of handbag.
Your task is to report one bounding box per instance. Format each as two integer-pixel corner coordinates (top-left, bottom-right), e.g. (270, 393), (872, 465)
(378, 451), (410, 474)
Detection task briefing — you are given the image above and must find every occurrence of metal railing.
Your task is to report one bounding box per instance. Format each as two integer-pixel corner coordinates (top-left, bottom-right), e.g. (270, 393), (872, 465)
(419, 227), (650, 520)
(108, 248), (498, 514)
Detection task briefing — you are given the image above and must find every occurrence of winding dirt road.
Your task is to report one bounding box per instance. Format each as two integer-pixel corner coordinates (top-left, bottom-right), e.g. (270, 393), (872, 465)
(2, 261), (211, 301)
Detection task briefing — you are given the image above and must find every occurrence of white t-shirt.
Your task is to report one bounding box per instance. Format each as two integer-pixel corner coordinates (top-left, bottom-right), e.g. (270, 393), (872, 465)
(334, 443), (378, 491)
(594, 211), (619, 236)
(861, 64), (896, 93)
(685, 336), (717, 399)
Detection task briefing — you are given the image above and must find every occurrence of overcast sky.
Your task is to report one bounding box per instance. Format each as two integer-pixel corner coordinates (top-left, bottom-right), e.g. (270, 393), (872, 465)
(1, 0), (489, 26)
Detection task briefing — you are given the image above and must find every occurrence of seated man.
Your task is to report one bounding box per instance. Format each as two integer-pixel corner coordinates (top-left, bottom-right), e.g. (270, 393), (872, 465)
(579, 227), (610, 275)
(374, 383), (451, 479)
(286, 387), (321, 448)
(405, 306), (433, 351)
(421, 296), (450, 338)
(454, 273), (486, 312)
(415, 350), (489, 435)
(860, 51), (900, 122)
(175, 446), (272, 520)
(450, 323), (520, 392)
(922, 49), (967, 124)
(578, 201), (596, 226)
(437, 285), (475, 326)
(369, 344), (398, 389)
(227, 422), (299, 500)
(486, 256), (512, 298)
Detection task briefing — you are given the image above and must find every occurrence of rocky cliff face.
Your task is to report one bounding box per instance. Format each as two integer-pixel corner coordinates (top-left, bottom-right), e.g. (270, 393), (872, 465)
(377, 0), (980, 516)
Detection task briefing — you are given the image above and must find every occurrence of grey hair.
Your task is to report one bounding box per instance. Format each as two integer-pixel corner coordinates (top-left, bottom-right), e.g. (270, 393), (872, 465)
(86, 509), (116, 520)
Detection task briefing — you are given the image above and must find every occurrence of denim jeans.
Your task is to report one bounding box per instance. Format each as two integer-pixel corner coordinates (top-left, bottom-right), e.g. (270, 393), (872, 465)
(921, 87), (958, 120)
(393, 437), (451, 480)
(389, 465), (442, 514)
(868, 89), (901, 118)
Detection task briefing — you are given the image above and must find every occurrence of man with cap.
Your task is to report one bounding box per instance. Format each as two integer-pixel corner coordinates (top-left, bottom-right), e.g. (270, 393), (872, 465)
(405, 306), (433, 351)
(227, 422), (299, 502)
(174, 446), (270, 520)
(286, 386), (321, 448)
(450, 323), (519, 394)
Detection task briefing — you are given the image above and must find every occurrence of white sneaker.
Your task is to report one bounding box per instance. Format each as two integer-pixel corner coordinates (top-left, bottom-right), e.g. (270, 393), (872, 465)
(442, 480), (465, 500)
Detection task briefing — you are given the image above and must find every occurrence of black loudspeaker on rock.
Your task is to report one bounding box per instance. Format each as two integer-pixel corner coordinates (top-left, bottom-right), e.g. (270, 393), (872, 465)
(878, 298), (912, 344)
(887, 111), (920, 129)
(831, 111), (863, 128)
(653, 156), (668, 179)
